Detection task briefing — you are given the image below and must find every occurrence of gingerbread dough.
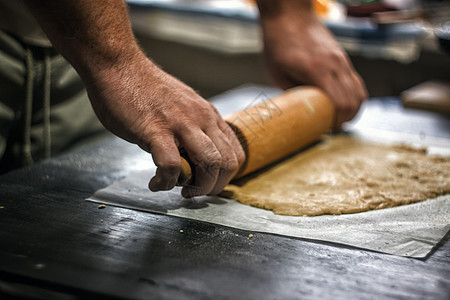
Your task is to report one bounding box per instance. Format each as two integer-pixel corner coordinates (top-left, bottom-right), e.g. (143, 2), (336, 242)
(222, 136), (450, 216)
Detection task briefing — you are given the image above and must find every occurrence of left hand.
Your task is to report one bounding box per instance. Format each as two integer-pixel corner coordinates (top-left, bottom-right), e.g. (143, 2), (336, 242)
(258, 3), (368, 128)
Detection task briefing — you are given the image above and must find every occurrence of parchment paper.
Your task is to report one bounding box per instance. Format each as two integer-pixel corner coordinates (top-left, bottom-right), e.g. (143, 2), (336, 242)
(87, 85), (450, 258)
(87, 167), (449, 258)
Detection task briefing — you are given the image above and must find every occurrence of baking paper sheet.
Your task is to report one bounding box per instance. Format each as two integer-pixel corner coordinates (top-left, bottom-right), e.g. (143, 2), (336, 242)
(87, 85), (450, 258)
(87, 166), (449, 258)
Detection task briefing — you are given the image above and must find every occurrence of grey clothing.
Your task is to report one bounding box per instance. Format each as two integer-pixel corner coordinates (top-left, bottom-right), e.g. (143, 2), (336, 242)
(0, 30), (106, 173)
(0, 0), (51, 47)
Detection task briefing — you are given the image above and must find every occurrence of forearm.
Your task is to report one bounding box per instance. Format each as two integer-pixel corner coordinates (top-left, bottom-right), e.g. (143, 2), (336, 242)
(23, 0), (145, 81)
(256, 0), (320, 38)
(256, 0), (314, 20)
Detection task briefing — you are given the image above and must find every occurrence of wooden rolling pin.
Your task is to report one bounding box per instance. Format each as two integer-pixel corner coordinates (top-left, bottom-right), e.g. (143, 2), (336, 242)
(177, 86), (335, 186)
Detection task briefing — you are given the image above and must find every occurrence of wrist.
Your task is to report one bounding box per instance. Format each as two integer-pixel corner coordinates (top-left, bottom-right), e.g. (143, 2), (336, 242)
(76, 44), (149, 87)
(74, 42), (143, 77)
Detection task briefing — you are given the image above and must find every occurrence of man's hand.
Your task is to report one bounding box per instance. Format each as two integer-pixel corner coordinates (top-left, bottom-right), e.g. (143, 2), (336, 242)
(257, 0), (368, 128)
(87, 55), (245, 197)
(24, 0), (245, 197)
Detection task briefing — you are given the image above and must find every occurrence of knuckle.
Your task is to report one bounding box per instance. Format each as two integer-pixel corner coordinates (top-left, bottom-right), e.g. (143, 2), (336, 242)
(206, 152), (222, 169)
(329, 50), (347, 64)
(222, 157), (239, 173)
(197, 101), (217, 116)
(236, 149), (246, 165)
(143, 129), (169, 147)
(198, 149), (222, 172)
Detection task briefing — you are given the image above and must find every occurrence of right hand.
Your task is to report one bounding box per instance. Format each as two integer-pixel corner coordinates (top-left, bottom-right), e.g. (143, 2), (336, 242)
(86, 53), (245, 197)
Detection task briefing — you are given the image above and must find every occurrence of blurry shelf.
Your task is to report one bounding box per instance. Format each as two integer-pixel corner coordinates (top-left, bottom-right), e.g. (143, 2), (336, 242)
(128, 0), (261, 54)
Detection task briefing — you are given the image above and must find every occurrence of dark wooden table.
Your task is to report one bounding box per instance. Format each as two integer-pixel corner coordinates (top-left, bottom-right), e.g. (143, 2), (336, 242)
(1, 86), (449, 299)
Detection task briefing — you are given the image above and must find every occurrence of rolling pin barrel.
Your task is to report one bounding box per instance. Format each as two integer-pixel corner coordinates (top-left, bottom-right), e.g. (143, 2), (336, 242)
(178, 86), (334, 185)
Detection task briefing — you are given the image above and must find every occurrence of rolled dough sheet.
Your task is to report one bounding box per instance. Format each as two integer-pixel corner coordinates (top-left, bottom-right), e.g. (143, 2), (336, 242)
(223, 135), (450, 216)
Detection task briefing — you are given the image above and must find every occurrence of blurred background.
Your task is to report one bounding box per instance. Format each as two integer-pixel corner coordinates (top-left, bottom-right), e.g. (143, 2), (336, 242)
(126, 0), (450, 103)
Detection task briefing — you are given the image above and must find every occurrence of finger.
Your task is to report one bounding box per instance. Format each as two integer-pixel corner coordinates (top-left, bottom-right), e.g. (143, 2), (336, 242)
(180, 130), (222, 198)
(352, 71), (368, 102)
(145, 134), (182, 192)
(336, 71), (362, 123)
(316, 73), (348, 128)
(341, 54), (368, 102)
(219, 120), (246, 168)
(206, 126), (241, 195)
(341, 57), (368, 111)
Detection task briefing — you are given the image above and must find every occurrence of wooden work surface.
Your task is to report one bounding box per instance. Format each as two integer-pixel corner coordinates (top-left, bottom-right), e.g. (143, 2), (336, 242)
(0, 86), (449, 299)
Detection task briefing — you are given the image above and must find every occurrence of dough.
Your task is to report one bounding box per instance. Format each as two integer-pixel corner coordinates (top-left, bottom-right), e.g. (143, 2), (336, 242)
(222, 136), (450, 216)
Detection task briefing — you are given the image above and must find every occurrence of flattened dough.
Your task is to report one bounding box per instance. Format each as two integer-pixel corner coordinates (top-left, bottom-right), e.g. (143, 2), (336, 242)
(222, 136), (450, 216)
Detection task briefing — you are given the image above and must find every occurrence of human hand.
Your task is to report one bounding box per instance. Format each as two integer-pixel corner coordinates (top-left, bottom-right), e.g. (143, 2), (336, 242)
(258, 2), (368, 128)
(86, 54), (245, 197)
(22, 0), (245, 196)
